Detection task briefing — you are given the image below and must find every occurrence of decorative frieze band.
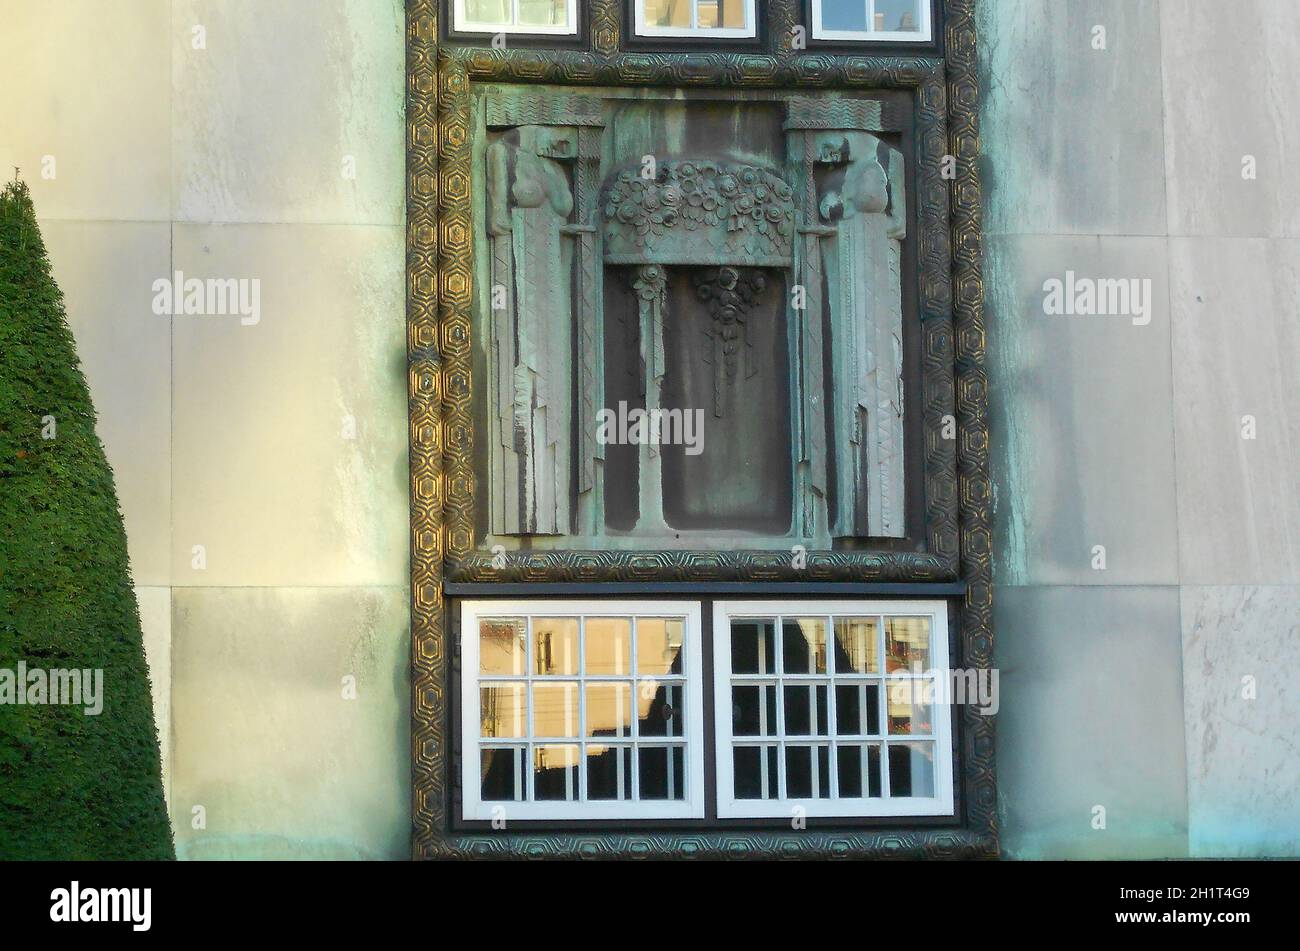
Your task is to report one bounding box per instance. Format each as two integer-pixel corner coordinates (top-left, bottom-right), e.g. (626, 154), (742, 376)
(783, 97), (901, 132)
(485, 93), (606, 129)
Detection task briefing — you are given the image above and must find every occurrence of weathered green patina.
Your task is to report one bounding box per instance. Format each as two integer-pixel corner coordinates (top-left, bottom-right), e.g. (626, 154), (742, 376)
(478, 86), (912, 549)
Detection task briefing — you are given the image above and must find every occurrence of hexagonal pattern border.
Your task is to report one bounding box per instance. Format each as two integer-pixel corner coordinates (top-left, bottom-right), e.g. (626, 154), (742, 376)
(407, 0), (996, 859)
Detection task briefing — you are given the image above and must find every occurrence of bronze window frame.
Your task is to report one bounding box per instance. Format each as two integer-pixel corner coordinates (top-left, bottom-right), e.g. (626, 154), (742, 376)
(407, 0), (994, 859)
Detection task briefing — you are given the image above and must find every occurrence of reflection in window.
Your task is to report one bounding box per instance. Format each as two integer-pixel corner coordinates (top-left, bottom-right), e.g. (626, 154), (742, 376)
(636, 0), (756, 37)
(834, 617), (880, 674)
(475, 612), (689, 806)
(812, 0), (932, 42)
(719, 606), (948, 814)
(534, 617), (580, 675)
(454, 0), (578, 34)
(479, 617), (526, 676)
(885, 616), (931, 671)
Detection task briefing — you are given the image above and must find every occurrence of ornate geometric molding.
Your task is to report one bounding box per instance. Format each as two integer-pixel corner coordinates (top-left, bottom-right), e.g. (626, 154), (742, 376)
(485, 91), (606, 127)
(407, 0), (995, 860)
(784, 96), (901, 132)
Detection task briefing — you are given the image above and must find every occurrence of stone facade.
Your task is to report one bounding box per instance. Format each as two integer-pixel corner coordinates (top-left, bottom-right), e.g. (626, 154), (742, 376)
(2, 0), (1295, 858)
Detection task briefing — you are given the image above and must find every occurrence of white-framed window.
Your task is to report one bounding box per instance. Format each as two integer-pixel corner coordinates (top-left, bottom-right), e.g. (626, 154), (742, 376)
(452, 0), (579, 35)
(634, 0), (757, 38)
(712, 600), (954, 818)
(460, 600), (706, 821)
(811, 0), (933, 43)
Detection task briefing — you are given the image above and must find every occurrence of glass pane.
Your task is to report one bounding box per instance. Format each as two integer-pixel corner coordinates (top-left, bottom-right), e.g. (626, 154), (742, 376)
(886, 677), (934, 735)
(533, 744), (579, 801)
(721, 0), (747, 28)
(643, 0), (692, 28)
(638, 746), (686, 800)
(533, 682), (580, 738)
(887, 741), (936, 797)
(480, 684), (526, 738)
(696, 0), (746, 29)
(464, 0), (512, 26)
(782, 617), (827, 674)
(638, 682), (683, 737)
(517, 0), (569, 27)
(867, 744), (882, 796)
(786, 745), (813, 798)
(585, 683), (631, 739)
(479, 617), (526, 676)
(820, 0), (869, 31)
(833, 617), (879, 673)
(480, 747), (523, 801)
(732, 684), (777, 736)
(836, 743), (882, 798)
(586, 744), (632, 800)
(733, 745), (778, 799)
(835, 683), (859, 735)
(584, 617), (631, 675)
(783, 684), (828, 736)
(885, 616), (931, 671)
(876, 0), (922, 32)
(731, 619), (776, 674)
(534, 617), (579, 675)
(637, 617), (684, 676)
(835, 683), (881, 735)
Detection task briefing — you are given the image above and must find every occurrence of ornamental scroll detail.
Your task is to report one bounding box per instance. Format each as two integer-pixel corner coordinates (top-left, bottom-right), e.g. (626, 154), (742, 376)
(481, 91), (908, 545)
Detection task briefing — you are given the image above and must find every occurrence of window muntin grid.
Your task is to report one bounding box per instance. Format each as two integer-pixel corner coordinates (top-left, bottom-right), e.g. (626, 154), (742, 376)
(462, 600), (705, 821)
(712, 600), (954, 818)
(453, 0), (579, 35)
(811, 0), (933, 43)
(634, 0), (757, 38)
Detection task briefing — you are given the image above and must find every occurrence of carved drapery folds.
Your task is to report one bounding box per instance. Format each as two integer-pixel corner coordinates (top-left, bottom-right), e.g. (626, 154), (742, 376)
(485, 95), (607, 537)
(486, 126), (574, 535)
(482, 92), (908, 544)
(787, 100), (908, 540)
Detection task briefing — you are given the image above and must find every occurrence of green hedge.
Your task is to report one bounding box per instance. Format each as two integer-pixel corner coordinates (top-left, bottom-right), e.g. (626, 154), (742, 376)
(0, 181), (173, 859)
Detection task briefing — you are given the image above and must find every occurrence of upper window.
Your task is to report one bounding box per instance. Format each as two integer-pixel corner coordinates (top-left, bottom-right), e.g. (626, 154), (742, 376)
(811, 0), (933, 42)
(452, 0), (579, 35)
(460, 598), (953, 823)
(634, 0), (757, 38)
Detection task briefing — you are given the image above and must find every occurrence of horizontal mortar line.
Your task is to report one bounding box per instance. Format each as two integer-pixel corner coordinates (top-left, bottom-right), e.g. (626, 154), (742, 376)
(990, 582), (1184, 590)
(987, 230), (1300, 241)
(145, 583), (412, 591)
(984, 231), (1170, 240)
(36, 217), (405, 228)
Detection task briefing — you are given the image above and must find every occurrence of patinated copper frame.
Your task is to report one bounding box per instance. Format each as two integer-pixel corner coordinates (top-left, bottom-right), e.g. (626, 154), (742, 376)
(408, 0), (995, 858)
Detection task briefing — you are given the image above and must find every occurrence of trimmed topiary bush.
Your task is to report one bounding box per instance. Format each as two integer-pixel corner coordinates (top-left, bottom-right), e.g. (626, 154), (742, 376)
(0, 180), (173, 859)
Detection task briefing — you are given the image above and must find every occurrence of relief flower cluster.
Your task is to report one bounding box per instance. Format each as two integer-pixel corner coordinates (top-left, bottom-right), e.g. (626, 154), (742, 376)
(604, 161), (796, 244)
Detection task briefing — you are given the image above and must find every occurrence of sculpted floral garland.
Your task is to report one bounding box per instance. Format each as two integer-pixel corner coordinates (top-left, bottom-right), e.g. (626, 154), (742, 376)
(603, 161), (796, 247)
